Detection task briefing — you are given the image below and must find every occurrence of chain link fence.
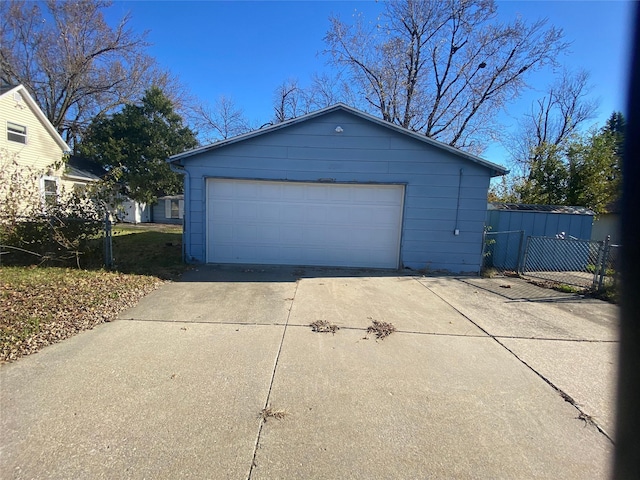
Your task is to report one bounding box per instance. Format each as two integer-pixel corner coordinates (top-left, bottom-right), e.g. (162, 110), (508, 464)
(482, 230), (525, 272)
(521, 236), (603, 288)
(483, 231), (619, 292)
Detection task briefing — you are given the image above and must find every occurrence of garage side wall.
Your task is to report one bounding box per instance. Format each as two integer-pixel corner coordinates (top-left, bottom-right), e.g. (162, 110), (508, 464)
(181, 111), (492, 273)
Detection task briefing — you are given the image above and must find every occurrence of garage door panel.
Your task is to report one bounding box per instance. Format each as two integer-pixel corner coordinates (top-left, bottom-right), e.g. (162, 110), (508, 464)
(306, 205), (328, 223)
(236, 224), (259, 242)
(234, 202), (259, 221)
(256, 203), (280, 221)
(329, 187), (351, 202)
(282, 184), (306, 200)
(324, 206), (349, 224)
(257, 225), (280, 242)
(257, 183), (281, 200)
(306, 185), (329, 201)
(211, 223), (233, 242)
(233, 181), (259, 199)
(210, 181), (234, 198)
(207, 179), (403, 268)
(212, 201), (233, 217)
(280, 204), (306, 222)
(280, 225), (304, 243)
(375, 206), (405, 225)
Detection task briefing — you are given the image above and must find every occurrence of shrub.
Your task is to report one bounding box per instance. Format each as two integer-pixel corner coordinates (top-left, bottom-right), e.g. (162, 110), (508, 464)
(0, 151), (108, 268)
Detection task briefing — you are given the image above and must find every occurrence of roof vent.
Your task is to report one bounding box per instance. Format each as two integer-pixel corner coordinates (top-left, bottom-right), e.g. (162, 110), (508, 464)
(13, 91), (22, 103)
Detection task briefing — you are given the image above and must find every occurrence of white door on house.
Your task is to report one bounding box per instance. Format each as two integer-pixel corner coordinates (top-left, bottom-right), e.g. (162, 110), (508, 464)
(206, 179), (404, 268)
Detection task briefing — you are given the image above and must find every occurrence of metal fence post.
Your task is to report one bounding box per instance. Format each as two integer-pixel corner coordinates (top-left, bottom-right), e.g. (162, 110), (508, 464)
(597, 235), (611, 291)
(516, 230), (525, 274)
(592, 239), (605, 289)
(518, 235), (530, 275)
(104, 213), (113, 269)
(481, 228), (487, 269)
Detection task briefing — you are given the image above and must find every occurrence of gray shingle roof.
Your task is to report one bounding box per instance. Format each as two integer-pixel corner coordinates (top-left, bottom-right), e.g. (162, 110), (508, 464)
(488, 202), (596, 215)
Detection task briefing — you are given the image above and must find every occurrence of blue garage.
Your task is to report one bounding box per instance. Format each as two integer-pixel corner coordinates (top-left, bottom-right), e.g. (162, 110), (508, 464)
(169, 104), (507, 273)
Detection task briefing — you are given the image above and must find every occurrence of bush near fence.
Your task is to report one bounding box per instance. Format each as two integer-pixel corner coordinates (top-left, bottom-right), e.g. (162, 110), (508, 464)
(0, 214), (103, 268)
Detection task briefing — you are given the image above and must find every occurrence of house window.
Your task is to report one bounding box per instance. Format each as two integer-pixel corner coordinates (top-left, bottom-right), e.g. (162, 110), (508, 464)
(7, 122), (27, 144)
(42, 177), (59, 207)
(165, 198), (183, 219)
(170, 199), (180, 219)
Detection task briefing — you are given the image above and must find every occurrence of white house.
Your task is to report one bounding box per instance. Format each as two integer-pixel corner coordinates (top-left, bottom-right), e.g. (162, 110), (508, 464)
(0, 84), (100, 207)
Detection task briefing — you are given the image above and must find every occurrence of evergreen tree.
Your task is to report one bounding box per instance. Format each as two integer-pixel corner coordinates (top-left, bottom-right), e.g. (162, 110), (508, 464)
(79, 87), (198, 204)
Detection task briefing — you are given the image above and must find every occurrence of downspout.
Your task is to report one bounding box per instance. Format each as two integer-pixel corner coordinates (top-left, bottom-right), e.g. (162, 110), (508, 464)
(170, 160), (189, 263)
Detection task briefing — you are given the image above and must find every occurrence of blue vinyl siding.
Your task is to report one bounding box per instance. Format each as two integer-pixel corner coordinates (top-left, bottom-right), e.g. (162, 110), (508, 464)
(178, 109), (499, 273)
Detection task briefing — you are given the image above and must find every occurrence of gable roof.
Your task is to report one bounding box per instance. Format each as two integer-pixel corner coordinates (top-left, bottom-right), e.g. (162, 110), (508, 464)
(64, 155), (107, 182)
(0, 84), (70, 152)
(169, 103), (508, 177)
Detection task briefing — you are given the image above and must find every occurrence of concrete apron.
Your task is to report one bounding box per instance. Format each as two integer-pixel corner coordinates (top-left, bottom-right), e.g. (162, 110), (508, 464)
(0, 266), (615, 479)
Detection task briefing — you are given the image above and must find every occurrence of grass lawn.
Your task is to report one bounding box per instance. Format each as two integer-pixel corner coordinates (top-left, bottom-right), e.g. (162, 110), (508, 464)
(110, 223), (185, 280)
(1, 223), (187, 362)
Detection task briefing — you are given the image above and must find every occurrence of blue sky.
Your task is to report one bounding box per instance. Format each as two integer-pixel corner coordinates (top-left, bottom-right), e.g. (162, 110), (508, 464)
(106, 0), (634, 167)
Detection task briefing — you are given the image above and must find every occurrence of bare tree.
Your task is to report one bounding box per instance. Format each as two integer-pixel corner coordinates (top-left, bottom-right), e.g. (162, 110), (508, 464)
(305, 72), (354, 111)
(514, 69), (598, 160)
(272, 79), (307, 123)
(324, 0), (567, 152)
(271, 73), (354, 124)
(0, 0), (164, 147)
(506, 69), (598, 180)
(191, 95), (251, 142)
(494, 69), (599, 202)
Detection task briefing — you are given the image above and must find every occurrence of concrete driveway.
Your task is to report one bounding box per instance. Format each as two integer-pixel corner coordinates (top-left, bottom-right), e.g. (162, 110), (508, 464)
(1, 266), (618, 479)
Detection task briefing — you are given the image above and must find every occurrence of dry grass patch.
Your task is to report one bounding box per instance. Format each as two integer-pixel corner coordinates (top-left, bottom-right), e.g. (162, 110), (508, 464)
(366, 319), (397, 340)
(310, 320), (340, 334)
(260, 407), (287, 422)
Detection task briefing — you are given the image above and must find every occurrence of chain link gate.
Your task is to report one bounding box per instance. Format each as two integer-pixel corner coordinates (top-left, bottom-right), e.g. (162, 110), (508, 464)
(520, 235), (617, 290)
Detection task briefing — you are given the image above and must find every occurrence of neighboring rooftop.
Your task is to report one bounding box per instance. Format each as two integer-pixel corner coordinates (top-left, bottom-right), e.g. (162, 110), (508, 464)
(488, 203), (596, 215)
(65, 156), (107, 181)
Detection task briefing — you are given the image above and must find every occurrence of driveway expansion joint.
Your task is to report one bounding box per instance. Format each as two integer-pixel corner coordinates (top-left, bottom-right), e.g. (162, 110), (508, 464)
(247, 280), (300, 479)
(415, 277), (615, 445)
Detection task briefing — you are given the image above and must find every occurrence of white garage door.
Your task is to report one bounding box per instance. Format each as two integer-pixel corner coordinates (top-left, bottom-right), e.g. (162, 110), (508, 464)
(207, 179), (404, 268)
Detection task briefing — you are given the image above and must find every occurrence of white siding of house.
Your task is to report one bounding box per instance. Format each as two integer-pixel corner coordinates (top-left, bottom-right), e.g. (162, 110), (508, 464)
(0, 89), (77, 206)
(0, 89), (65, 172)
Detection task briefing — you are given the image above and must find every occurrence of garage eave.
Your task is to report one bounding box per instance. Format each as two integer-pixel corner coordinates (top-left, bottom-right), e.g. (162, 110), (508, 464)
(168, 103), (508, 176)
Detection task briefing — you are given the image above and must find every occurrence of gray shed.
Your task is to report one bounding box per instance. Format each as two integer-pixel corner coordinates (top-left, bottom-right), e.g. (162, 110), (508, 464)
(485, 203), (595, 270)
(169, 104), (507, 272)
